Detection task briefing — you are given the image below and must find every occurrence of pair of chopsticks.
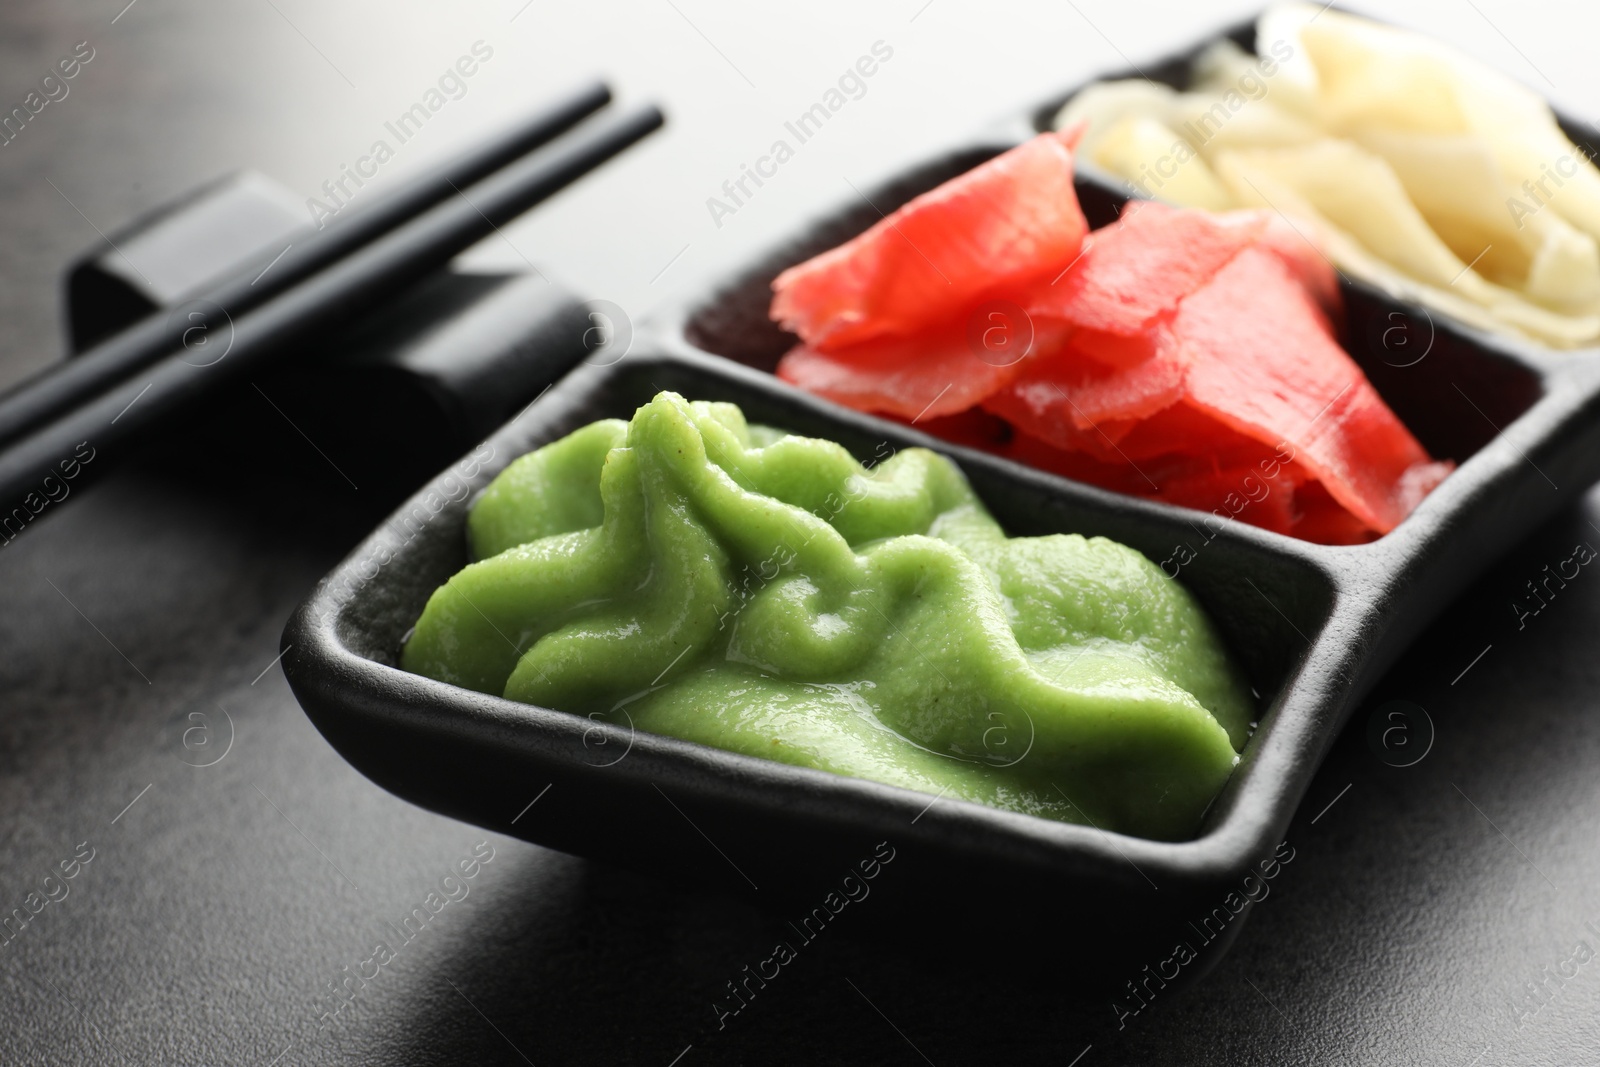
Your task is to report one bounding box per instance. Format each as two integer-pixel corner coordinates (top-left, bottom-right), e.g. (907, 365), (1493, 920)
(0, 81), (662, 518)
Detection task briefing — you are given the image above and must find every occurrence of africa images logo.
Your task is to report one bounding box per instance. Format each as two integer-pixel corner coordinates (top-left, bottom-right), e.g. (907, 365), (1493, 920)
(304, 41), (495, 229)
(705, 40), (894, 228)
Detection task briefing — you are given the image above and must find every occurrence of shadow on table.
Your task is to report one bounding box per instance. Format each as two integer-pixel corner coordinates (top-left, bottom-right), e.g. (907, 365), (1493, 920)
(367, 842), (1254, 1066)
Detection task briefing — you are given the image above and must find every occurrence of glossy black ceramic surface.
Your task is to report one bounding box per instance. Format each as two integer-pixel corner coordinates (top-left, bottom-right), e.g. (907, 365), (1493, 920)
(285, 18), (1600, 972)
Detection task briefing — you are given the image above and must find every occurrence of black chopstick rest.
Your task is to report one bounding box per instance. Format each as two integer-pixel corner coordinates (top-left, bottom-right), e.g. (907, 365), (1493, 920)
(63, 170), (593, 484)
(256, 269), (595, 495)
(0, 90), (662, 525)
(64, 171), (307, 354)
(0, 79), (614, 455)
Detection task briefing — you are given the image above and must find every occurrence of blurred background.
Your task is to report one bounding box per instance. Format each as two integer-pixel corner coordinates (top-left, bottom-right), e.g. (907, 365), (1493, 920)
(7, 0), (1600, 388)
(5, 1), (1600, 1064)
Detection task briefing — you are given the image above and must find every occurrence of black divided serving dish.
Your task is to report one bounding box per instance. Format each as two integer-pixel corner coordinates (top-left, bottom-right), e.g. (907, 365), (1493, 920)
(283, 17), (1600, 977)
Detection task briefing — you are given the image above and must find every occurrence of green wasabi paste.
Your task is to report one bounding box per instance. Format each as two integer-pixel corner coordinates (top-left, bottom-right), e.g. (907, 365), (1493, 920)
(402, 392), (1253, 840)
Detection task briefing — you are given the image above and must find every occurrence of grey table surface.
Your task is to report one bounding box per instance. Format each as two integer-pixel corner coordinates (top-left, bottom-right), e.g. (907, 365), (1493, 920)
(4, 0), (1600, 1063)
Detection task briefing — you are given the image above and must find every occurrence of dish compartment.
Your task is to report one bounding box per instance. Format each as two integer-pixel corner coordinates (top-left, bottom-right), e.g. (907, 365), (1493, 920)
(285, 348), (1350, 975)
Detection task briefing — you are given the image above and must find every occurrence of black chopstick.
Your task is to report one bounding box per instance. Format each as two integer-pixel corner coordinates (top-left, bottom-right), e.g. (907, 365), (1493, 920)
(0, 79), (613, 455)
(0, 101), (664, 516)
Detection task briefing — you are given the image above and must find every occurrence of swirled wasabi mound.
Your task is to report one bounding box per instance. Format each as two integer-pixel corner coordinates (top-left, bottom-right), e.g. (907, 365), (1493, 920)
(403, 392), (1254, 840)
